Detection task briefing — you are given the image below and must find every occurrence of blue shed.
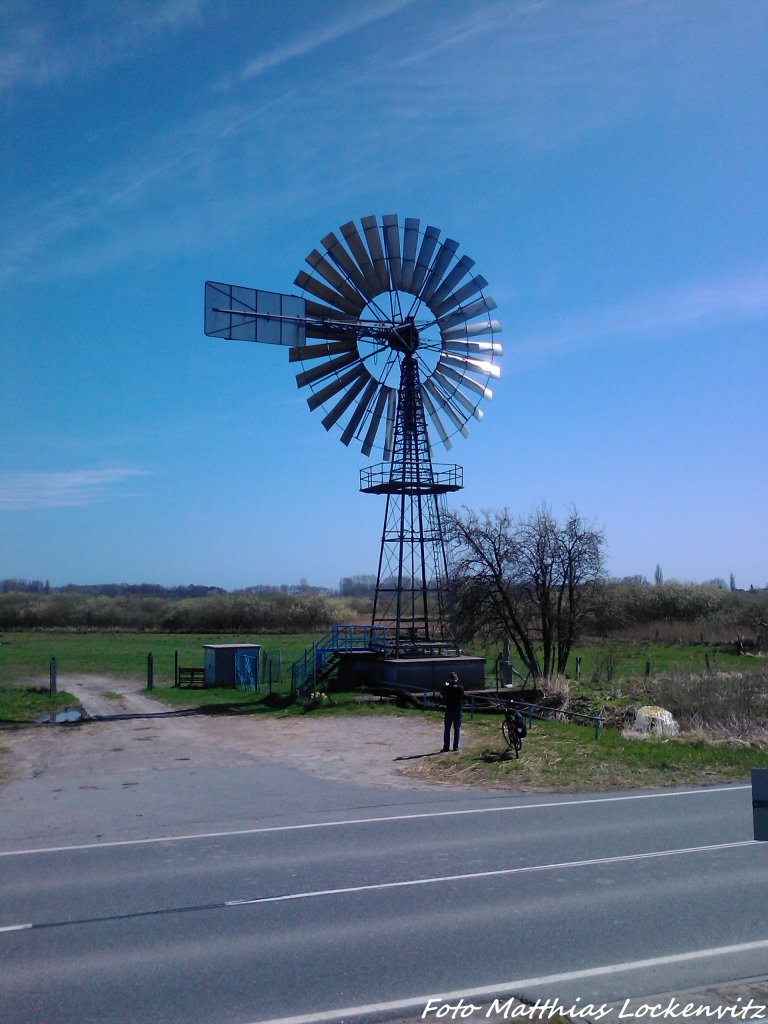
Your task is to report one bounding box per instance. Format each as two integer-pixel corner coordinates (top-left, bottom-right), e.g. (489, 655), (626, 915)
(203, 643), (261, 687)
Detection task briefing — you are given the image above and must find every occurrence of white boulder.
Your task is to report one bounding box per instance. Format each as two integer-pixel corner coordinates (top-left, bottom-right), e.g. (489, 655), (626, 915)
(634, 705), (679, 736)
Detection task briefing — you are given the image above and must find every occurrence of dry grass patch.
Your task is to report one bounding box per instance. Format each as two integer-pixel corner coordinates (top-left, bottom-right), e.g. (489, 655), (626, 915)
(400, 713), (768, 791)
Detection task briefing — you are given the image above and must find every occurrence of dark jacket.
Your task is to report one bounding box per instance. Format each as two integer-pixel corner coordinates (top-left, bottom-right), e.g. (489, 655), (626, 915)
(440, 679), (464, 711)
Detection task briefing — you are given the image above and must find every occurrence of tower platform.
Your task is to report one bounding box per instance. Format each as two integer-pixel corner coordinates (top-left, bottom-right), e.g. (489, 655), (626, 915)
(336, 651), (485, 691)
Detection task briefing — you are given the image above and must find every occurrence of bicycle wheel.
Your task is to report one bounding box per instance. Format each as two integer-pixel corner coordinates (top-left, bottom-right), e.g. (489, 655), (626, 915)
(502, 719), (522, 758)
(501, 719), (515, 750)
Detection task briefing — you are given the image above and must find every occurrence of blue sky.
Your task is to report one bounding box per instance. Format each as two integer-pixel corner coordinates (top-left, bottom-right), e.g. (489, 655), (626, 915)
(1, 0), (766, 591)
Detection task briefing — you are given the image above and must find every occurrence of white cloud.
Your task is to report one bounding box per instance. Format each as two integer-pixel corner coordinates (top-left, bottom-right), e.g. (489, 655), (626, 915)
(215, 0), (417, 89)
(0, 468), (151, 510)
(0, 0), (207, 95)
(514, 267), (768, 362)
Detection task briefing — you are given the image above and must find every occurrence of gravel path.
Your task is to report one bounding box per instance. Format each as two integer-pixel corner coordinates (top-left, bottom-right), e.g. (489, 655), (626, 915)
(2, 675), (443, 789)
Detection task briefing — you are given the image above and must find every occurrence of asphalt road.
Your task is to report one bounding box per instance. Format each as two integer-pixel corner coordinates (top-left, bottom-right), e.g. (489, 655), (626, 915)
(1, 760), (766, 1024)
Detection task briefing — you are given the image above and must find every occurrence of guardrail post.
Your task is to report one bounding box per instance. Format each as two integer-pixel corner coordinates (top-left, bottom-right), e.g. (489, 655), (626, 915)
(49, 656), (57, 696)
(593, 715), (601, 740)
(174, 650), (179, 687)
(752, 769), (768, 841)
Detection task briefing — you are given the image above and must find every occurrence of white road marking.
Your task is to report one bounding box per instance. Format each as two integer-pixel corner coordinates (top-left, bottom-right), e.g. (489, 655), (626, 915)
(0, 839), (757, 937)
(0, 784), (750, 858)
(225, 839), (757, 907)
(0, 923), (32, 933)
(246, 936), (768, 1024)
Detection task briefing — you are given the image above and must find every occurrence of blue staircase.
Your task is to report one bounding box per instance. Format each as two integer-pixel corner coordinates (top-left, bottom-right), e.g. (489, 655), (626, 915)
(290, 625), (388, 700)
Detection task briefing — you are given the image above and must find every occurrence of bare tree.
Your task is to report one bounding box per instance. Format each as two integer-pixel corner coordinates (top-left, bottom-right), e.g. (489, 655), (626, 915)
(446, 505), (605, 679)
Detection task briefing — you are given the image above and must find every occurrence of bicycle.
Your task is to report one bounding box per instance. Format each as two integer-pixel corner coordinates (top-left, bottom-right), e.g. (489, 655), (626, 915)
(498, 701), (527, 758)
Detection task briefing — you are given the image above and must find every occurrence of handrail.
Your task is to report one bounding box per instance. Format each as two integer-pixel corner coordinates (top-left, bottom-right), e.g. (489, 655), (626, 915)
(484, 694), (604, 739)
(290, 625), (392, 696)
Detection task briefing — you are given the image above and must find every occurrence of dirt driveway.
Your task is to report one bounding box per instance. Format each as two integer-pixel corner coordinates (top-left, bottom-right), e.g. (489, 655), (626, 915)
(2, 675), (444, 790)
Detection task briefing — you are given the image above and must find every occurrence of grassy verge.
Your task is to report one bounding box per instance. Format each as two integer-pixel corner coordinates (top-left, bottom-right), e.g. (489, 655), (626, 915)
(0, 685), (80, 725)
(401, 712), (768, 791)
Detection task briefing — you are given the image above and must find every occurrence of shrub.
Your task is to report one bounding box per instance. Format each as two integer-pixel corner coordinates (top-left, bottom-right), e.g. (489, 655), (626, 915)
(651, 669), (768, 732)
(0, 589), (373, 633)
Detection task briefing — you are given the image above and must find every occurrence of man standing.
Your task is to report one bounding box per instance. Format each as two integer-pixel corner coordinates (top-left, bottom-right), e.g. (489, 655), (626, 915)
(440, 671), (464, 752)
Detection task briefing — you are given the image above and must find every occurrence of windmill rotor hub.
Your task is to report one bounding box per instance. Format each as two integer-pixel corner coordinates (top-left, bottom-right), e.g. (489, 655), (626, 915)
(389, 318), (420, 353)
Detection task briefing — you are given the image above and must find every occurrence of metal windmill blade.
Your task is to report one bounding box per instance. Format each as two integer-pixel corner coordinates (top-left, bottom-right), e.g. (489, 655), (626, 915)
(288, 215), (502, 457)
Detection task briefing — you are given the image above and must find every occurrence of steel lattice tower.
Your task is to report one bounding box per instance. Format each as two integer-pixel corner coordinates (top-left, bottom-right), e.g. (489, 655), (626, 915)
(360, 351), (463, 656)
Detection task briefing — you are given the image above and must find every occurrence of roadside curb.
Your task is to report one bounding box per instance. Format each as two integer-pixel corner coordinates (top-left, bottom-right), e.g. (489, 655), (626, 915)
(599, 975), (768, 1022)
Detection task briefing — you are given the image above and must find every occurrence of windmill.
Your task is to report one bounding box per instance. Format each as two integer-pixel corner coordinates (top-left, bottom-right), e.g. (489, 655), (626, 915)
(204, 214), (502, 682)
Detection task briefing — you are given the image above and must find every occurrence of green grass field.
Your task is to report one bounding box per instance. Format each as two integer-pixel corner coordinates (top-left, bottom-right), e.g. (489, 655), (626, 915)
(0, 631), (318, 688)
(476, 639), (748, 684)
(1, 630), (748, 687)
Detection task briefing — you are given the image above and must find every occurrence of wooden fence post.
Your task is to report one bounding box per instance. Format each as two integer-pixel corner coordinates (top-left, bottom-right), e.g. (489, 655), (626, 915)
(147, 653), (154, 690)
(49, 656), (57, 696)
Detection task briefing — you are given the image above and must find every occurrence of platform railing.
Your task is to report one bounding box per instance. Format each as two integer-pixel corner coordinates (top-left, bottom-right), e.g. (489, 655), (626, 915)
(289, 625), (391, 696)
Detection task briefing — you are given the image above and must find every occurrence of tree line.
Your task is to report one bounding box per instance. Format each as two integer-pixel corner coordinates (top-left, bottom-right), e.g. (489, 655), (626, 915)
(0, 590), (370, 633)
(0, 579), (227, 598)
(0, 579), (335, 598)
